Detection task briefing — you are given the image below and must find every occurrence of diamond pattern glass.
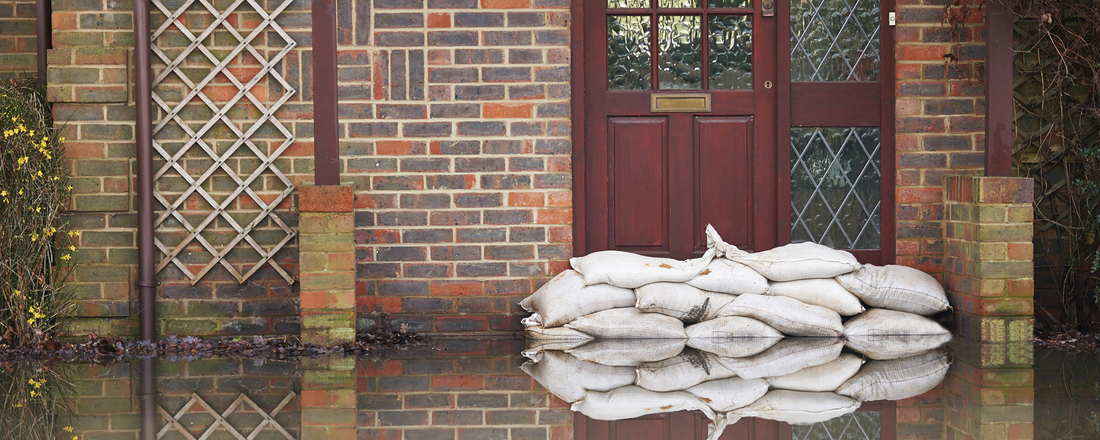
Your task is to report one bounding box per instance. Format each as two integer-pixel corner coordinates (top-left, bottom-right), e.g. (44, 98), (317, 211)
(608, 16), (653, 89)
(791, 0), (880, 81)
(608, 0), (648, 9)
(791, 127), (881, 249)
(793, 412), (882, 440)
(708, 15), (752, 89)
(658, 15), (702, 89)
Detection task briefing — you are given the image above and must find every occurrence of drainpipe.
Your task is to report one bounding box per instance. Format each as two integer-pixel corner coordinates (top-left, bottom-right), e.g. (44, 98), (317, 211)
(139, 357), (158, 440)
(312, 0), (339, 185)
(133, 0), (157, 341)
(35, 0), (50, 84)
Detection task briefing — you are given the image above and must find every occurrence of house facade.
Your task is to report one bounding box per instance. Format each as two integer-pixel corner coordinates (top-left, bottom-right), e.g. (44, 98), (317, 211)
(1, 0), (1031, 342)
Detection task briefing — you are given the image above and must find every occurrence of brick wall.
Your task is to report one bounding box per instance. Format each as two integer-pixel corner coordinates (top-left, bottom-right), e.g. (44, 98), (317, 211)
(894, 0), (988, 278)
(0, 0), (36, 75)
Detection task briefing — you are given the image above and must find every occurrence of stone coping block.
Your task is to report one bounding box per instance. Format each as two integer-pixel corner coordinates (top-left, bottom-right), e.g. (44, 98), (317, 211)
(944, 175), (1035, 204)
(299, 185), (354, 213)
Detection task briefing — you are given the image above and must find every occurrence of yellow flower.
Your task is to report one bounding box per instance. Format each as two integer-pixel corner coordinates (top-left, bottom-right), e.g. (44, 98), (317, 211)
(66, 186), (72, 191)
(30, 233), (38, 242)
(29, 390), (38, 398)
(18, 189), (23, 195)
(16, 156), (28, 166)
(26, 318), (34, 325)
(53, 176), (59, 181)
(13, 290), (20, 296)
(69, 231), (79, 237)
(61, 254), (71, 261)
(63, 426), (74, 433)
(0, 191), (6, 197)
(69, 245), (76, 251)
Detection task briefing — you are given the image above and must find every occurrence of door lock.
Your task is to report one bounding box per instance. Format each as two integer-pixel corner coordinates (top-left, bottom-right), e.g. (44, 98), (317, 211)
(761, 0), (774, 17)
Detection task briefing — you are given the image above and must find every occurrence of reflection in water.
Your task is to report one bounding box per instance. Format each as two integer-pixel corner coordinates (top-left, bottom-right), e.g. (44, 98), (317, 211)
(0, 339), (1085, 440)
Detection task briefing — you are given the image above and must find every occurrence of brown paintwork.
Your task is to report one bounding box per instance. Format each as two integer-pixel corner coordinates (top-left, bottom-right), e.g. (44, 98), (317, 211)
(312, 0), (340, 185)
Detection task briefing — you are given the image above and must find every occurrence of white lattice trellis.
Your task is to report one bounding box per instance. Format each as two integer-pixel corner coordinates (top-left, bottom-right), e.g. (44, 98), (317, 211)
(157, 391), (297, 440)
(150, 0), (297, 284)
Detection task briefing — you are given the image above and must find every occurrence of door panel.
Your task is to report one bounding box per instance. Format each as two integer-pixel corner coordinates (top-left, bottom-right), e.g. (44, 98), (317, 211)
(610, 117), (669, 250)
(695, 116), (752, 250)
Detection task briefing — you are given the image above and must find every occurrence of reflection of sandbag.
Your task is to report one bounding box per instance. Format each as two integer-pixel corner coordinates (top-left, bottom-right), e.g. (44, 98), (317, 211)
(565, 307), (688, 339)
(566, 338), (686, 367)
(731, 390), (861, 424)
(569, 249), (715, 289)
(571, 385), (716, 421)
(686, 377), (770, 412)
(836, 264), (950, 316)
(519, 270), (636, 327)
(636, 348), (739, 392)
(520, 351), (636, 403)
(686, 259), (769, 295)
(524, 326), (594, 352)
(767, 353), (864, 392)
(718, 294), (844, 337)
(845, 334), (953, 361)
(685, 316), (783, 339)
(836, 351), (950, 402)
(767, 278), (865, 316)
(718, 338), (844, 379)
(720, 242), (861, 282)
(687, 336), (783, 359)
(636, 283), (737, 323)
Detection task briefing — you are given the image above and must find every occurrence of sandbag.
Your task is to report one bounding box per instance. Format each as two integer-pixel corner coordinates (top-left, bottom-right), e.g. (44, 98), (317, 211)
(686, 377), (770, 412)
(718, 337), (844, 379)
(836, 264), (950, 316)
(569, 249), (715, 289)
(686, 258), (769, 295)
(844, 308), (951, 336)
(687, 336), (783, 359)
(718, 294), (844, 337)
(520, 350), (636, 403)
(571, 386), (716, 421)
(767, 278), (865, 316)
(685, 316), (783, 339)
(519, 270), (637, 327)
(636, 348), (739, 392)
(836, 351), (950, 401)
(766, 353), (864, 392)
(524, 326), (594, 352)
(845, 334), (953, 361)
(566, 338), (686, 367)
(636, 283), (737, 323)
(731, 390), (861, 424)
(565, 307), (688, 339)
(720, 242), (861, 282)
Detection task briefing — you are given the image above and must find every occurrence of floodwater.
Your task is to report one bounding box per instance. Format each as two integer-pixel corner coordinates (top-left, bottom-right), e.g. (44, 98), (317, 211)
(1, 338), (1093, 440)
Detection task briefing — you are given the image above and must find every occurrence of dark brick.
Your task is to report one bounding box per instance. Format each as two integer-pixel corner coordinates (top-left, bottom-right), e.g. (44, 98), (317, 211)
(508, 84), (545, 99)
(428, 0), (477, 7)
(924, 136), (971, 151)
(404, 297), (453, 313)
(359, 263), (402, 278)
(401, 193), (452, 209)
(485, 245), (534, 260)
(457, 394), (508, 408)
(360, 395), (402, 410)
(377, 246), (427, 261)
(507, 12), (545, 26)
(484, 210), (533, 225)
(375, 12), (424, 28)
(432, 245), (483, 260)
(378, 211), (429, 226)
(378, 410), (429, 426)
(378, 104), (427, 119)
(242, 300), (297, 316)
(430, 67), (480, 83)
(457, 262), (508, 277)
(455, 12), (504, 27)
(458, 121), (506, 136)
(482, 174), (531, 189)
(484, 30), (531, 46)
(512, 122), (545, 136)
(485, 410), (535, 425)
(404, 122), (453, 137)
(374, 175), (425, 190)
(508, 157), (544, 171)
(431, 104), (481, 118)
(456, 85), (505, 100)
(402, 158), (451, 172)
(376, 32), (425, 46)
(405, 229), (454, 243)
(455, 49), (504, 64)
(510, 262), (545, 277)
(435, 140), (481, 154)
(509, 227), (545, 242)
(483, 67), (530, 82)
(537, 102), (569, 118)
(897, 153), (948, 168)
(924, 99), (975, 115)
(429, 31), (479, 46)
(457, 228), (507, 242)
(405, 394), (454, 409)
(534, 30), (568, 45)
(427, 175), (475, 189)
(437, 317), (488, 332)
(455, 193), (504, 207)
(538, 244), (572, 260)
(433, 410), (484, 425)
(375, 0), (423, 8)
(951, 152), (985, 167)
(456, 157), (506, 172)
(379, 280), (431, 295)
(349, 122), (399, 137)
(534, 139), (570, 154)
(431, 211), (483, 225)
(534, 173), (570, 188)
(217, 283), (265, 299)
(899, 83), (946, 97)
(534, 66), (569, 82)
(162, 284), (212, 299)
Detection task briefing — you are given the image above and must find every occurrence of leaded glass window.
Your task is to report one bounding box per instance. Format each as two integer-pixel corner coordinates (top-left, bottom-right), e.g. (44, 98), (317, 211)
(791, 0), (880, 81)
(791, 127), (881, 249)
(792, 412), (882, 440)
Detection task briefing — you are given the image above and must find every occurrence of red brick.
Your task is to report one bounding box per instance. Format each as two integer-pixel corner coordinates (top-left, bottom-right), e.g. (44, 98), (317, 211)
(431, 280), (483, 296)
(508, 192), (544, 207)
(432, 375), (484, 391)
(897, 187), (943, 204)
(484, 103), (533, 118)
(427, 12), (451, 28)
(376, 141), (427, 155)
(896, 45), (947, 61)
(300, 185), (354, 212)
(536, 208), (572, 224)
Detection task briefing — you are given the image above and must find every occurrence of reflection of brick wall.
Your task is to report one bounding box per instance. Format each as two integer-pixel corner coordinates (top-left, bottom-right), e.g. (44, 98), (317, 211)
(896, 383), (945, 440)
(357, 340), (573, 439)
(894, 2), (988, 277)
(945, 341), (1034, 440)
(0, 0), (36, 75)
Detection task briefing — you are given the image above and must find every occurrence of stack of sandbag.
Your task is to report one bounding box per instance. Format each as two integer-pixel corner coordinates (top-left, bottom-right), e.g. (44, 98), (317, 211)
(521, 338), (950, 440)
(520, 225), (953, 342)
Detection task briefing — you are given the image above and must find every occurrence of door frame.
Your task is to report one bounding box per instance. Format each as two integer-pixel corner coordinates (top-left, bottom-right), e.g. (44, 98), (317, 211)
(571, 0), (896, 263)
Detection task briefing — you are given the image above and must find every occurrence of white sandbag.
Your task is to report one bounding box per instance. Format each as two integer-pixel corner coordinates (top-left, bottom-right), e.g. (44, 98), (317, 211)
(718, 294), (844, 337)
(566, 338), (686, 367)
(520, 350), (636, 403)
(687, 336), (783, 359)
(565, 307), (688, 339)
(519, 270), (637, 327)
(718, 337), (844, 379)
(843, 308), (952, 360)
(731, 390), (861, 424)
(845, 334), (953, 361)
(636, 348), (739, 392)
(720, 242), (861, 282)
(686, 377), (770, 412)
(571, 385), (716, 421)
(766, 353), (864, 392)
(836, 351), (950, 402)
(524, 326), (594, 352)
(636, 283), (737, 323)
(767, 278), (865, 316)
(685, 316), (784, 339)
(686, 258), (769, 295)
(836, 264), (950, 316)
(569, 249), (715, 289)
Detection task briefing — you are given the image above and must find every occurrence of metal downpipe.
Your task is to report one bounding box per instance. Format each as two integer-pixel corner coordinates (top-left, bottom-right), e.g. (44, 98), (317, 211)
(133, 0), (157, 341)
(35, 0), (50, 84)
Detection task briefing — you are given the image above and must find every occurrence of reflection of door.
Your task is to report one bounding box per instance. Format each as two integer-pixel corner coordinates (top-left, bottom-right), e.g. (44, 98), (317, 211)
(582, 0), (777, 259)
(578, 0), (895, 262)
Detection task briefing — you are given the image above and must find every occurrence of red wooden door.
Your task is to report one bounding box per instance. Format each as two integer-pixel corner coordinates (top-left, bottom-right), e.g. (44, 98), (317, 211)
(582, 0), (778, 259)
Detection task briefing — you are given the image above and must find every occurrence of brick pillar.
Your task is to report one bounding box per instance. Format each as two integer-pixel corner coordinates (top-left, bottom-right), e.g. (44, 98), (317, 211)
(945, 339), (1034, 440)
(299, 185), (356, 346)
(302, 357), (358, 439)
(943, 175), (1035, 342)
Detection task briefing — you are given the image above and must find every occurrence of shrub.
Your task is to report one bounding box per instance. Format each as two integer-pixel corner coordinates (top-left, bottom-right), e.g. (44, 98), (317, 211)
(0, 77), (76, 347)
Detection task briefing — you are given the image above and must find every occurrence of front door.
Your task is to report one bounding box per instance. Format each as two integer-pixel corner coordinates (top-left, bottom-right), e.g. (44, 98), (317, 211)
(579, 0), (894, 262)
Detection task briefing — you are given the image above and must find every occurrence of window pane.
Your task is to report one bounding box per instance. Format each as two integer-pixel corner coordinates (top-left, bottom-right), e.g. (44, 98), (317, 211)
(708, 15), (752, 89)
(608, 15), (652, 90)
(793, 412), (882, 440)
(659, 0), (699, 8)
(608, 0), (648, 9)
(658, 15), (702, 90)
(791, 0), (880, 81)
(791, 127), (881, 250)
(710, 0), (750, 7)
